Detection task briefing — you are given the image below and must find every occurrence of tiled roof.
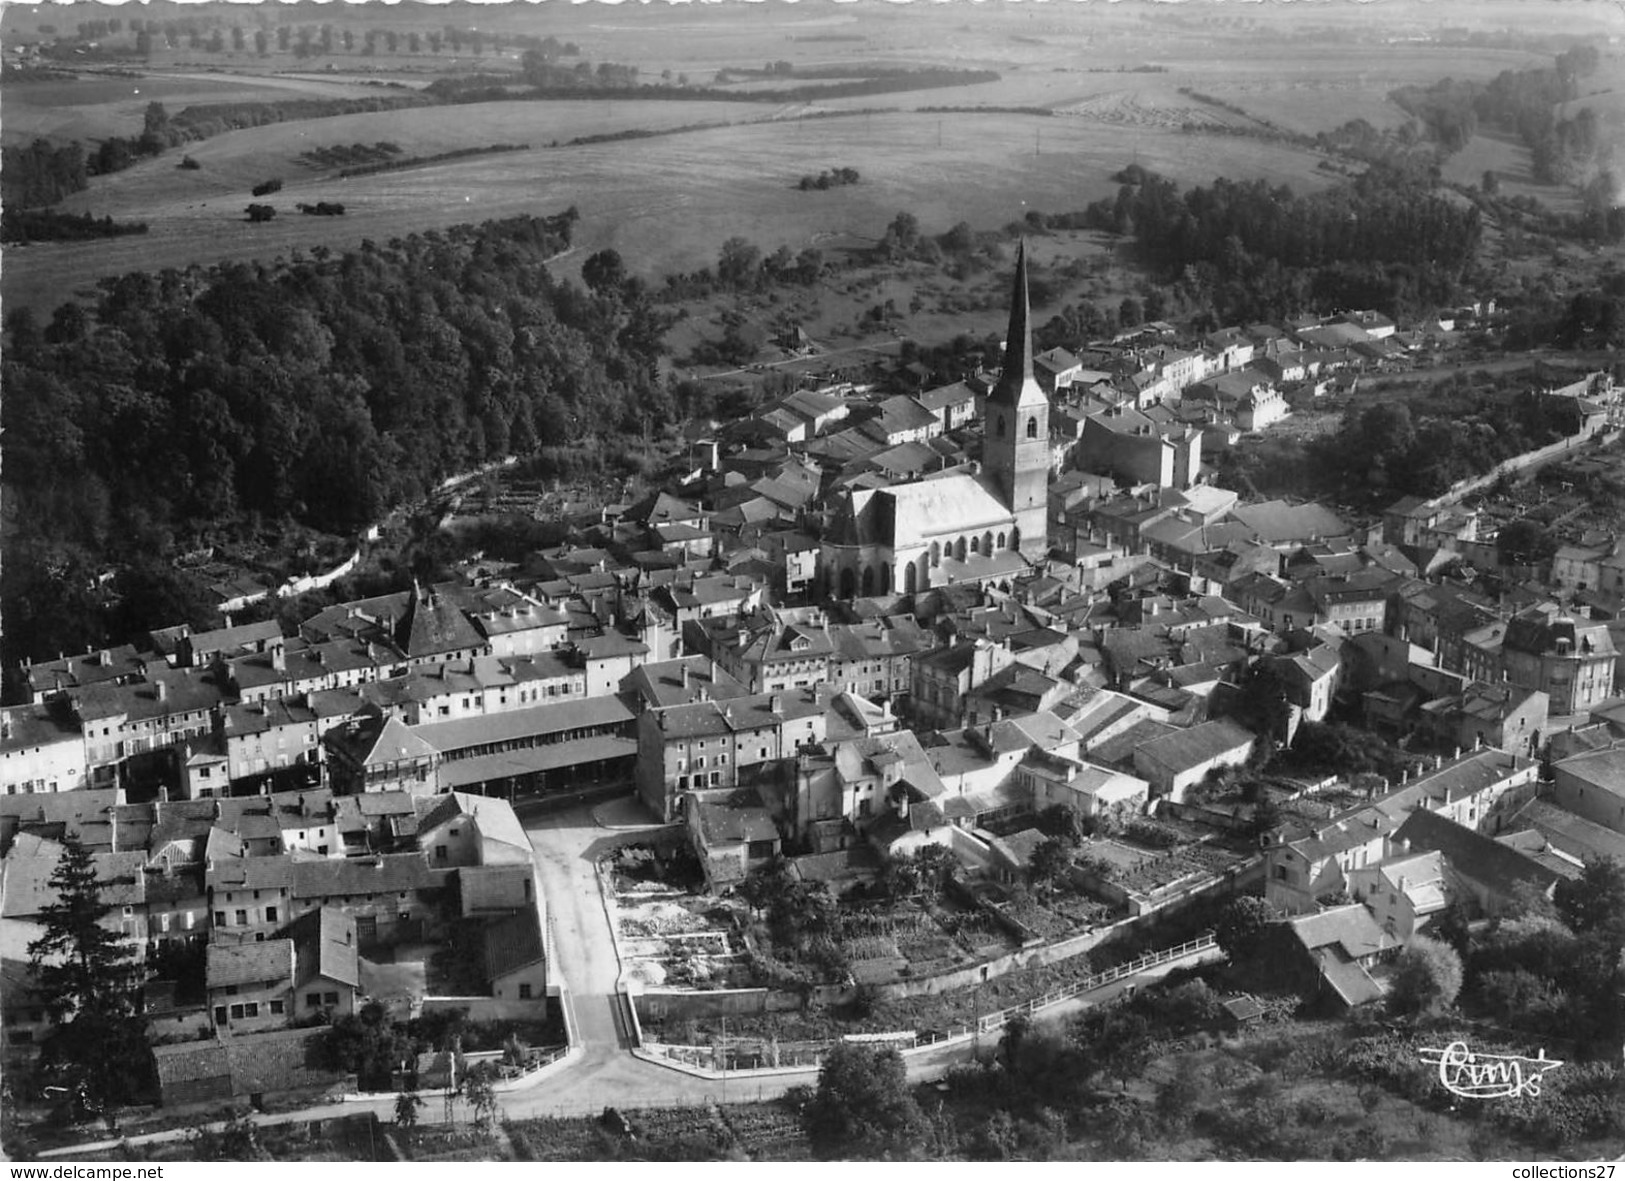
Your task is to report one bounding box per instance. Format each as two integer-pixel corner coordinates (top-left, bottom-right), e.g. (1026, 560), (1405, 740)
(484, 906), (545, 981)
(695, 799), (779, 845)
(153, 1039), (232, 1091)
(458, 865), (533, 914)
(226, 1027), (349, 1096)
(290, 853), (438, 900)
(1289, 903), (1395, 961)
(416, 792), (529, 855)
(1136, 720), (1255, 774)
(410, 695), (634, 755)
(207, 938), (294, 990)
(286, 906), (359, 989)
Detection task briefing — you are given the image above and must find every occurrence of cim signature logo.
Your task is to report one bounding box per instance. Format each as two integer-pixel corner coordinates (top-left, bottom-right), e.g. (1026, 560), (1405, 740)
(1417, 1041), (1564, 1099)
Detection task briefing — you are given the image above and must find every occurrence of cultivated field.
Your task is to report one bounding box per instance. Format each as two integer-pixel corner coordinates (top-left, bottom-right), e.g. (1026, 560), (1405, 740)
(2, 0), (1607, 320)
(10, 105), (1337, 317)
(0, 69), (418, 146)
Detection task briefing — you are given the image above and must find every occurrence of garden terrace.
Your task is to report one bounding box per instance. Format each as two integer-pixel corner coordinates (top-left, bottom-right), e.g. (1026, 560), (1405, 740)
(506, 1099), (810, 1162)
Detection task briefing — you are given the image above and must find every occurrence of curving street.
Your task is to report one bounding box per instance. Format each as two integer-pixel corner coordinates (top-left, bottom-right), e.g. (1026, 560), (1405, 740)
(33, 798), (1216, 1158)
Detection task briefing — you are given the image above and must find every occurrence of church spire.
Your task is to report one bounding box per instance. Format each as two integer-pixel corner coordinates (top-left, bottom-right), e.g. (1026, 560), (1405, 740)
(990, 239), (1041, 407)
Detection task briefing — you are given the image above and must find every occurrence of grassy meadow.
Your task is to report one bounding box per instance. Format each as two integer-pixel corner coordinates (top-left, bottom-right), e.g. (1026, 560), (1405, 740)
(12, 104), (1338, 317)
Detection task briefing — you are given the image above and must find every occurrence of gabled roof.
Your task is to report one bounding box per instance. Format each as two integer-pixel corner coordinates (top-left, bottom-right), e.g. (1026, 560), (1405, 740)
(285, 906), (360, 990)
(1228, 500), (1350, 545)
(415, 792), (529, 856)
(1393, 809), (1562, 896)
(458, 865), (534, 915)
(207, 939), (294, 990)
(1288, 903), (1395, 962)
(326, 714), (439, 768)
(1136, 720), (1255, 774)
(484, 906), (545, 981)
(290, 853), (438, 900)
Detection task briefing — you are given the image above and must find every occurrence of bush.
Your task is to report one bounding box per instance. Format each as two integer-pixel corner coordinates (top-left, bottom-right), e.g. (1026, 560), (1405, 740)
(178, 156), (200, 170)
(1388, 937), (1463, 1016)
(251, 178), (283, 196)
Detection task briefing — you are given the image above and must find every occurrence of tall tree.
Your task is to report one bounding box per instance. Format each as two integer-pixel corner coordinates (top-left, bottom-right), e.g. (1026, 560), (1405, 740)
(806, 1043), (927, 1159)
(27, 837), (142, 1023)
(27, 837), (151, 1117)
(1554, 856), (1625, 951)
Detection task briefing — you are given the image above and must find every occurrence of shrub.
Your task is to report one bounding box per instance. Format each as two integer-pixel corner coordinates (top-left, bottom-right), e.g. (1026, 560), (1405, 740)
(251, 178), (283, 196)
(1388, 937), (1463, 1016)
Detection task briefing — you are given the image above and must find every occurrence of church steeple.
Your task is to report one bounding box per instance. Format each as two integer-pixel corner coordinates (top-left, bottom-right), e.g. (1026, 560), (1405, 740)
(991, 238), (1036, 405)
(982, 240), (1050, 562)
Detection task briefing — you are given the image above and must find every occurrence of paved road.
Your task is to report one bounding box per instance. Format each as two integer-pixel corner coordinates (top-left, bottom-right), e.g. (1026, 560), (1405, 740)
(32, 801), (1216, 1157)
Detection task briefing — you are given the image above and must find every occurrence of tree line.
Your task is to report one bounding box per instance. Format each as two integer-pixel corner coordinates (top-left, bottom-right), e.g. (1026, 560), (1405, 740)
(1065, 163), (1482, 325)
(0, 207), (148, 244)
(1389, 46), (1606, 185)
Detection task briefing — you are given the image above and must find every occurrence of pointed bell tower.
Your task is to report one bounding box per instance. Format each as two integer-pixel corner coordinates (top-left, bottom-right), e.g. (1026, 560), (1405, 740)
(984, 240), (1050, 559)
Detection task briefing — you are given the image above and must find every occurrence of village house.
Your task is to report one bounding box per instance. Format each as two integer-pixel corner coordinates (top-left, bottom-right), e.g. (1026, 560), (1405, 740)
(1344, 849), (1453, 941)
(206, 939), (295, 1035)
(1279, 904), (1398, 1011)
(1132, 720), (1255, 802)
(634, 689), (830, 822)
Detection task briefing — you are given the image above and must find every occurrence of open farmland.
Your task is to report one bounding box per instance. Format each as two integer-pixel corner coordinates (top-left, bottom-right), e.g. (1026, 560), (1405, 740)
(0, 69), (419, 146)
(9, 105), (1336, 317)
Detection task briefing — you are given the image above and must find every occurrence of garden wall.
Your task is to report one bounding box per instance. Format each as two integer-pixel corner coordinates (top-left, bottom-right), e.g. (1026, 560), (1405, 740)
(634, 984), (845, 1022)
(421, 996), (551, 1022)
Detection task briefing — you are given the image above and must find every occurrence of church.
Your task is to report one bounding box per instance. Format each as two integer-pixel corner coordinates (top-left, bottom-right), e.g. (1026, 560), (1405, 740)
(819, 243), (1052, 598)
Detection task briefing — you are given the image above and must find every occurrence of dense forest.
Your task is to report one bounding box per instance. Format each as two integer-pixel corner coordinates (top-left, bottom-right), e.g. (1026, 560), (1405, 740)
(1, 211), (675, 661)
(1063, 165), (1482, 325)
